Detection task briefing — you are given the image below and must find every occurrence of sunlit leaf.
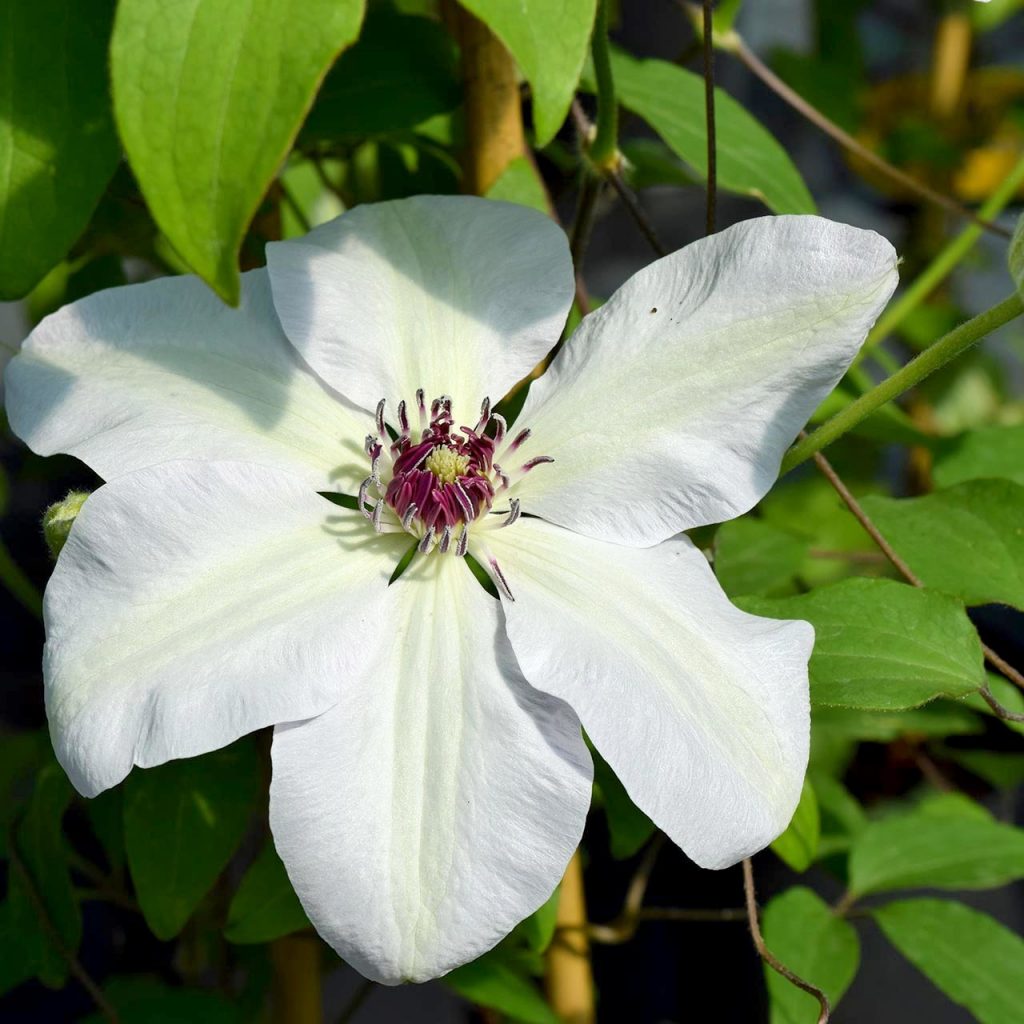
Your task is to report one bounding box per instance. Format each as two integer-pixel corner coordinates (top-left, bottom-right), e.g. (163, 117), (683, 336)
(0, 0), (119, 298)
(713, 518), (808, 597)
(739, 579), (984, 710)
(771, 778), (819, 872)
(762, 887), (859, 1024)
(111, 0), (365, 302)
(459, 0), (597, 147)
(933, 424), (1024, 488)
(587, 51), (815, 214)
(848, 802), (1024, 897)
(862, 480), (1024, 610)
(874, 899), (1024, 1024)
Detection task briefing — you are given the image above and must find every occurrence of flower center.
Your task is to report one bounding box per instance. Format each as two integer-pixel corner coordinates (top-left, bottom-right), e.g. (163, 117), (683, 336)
(424, 445), (470, 485)
(355, 390), (553, 561)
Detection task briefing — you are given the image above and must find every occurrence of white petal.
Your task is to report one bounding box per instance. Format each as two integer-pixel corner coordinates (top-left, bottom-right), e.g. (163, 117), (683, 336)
(269, 554), (591, 984)
(266, 195), (575, 419)
(514, 216), (898, 545)
(45, 460), (403, 797)
(484, 518), (811, 869)
(5, 270), (367, 494)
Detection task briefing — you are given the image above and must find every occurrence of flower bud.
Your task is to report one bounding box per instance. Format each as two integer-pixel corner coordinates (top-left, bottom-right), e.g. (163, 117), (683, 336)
(43, 490), (90, 559)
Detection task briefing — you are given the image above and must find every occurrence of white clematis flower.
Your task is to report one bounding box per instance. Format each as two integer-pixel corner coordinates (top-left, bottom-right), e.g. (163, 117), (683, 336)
(5, 196), (897, 984)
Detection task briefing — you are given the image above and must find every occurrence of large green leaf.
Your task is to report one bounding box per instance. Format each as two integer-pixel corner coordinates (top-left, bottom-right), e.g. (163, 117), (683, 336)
(445, 950), (560, 1024)
(770, 778), (819, 872)
(862, 480), (1024, 610)
(713, 518), (808, 597)
(225, 839), (309, 944)
(762, 887), (859, 1024)
(0, 0), (119, 298)
(301, 10), (460, 141)
(588, 51), (815, 213)
(592, 747), (654, 859)
(486, 156), (551, 214)
(874, 899), (1024, 1024)
(459, 0), (597, 147)
(739, 578), (984, 710)
(933, 424), (1024, 488)
(111, 0), (365, 303)
(14, 763), (80, 987)
(848, 802), (1024, 897)
(125, 740), (260, 939)
(83, 976), (245, 1024)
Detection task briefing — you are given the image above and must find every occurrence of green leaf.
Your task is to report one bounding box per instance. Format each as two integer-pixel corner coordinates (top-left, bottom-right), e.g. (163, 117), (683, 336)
(1010, 212), (1024, 297)
(445, 950), (561, 1024)
(85, 788), (125, 873)
(951, 749), (1024, 789)
(812, 704), (982, 743)
(620, 138), (697, 190)
(713, 518), (808, 597)
(848, 802), (1024, 897)
(459, 0), (597, 147)
(0, 0), (119, 298)
(486, 156), (551, 215)
(125, 740), (260, 939)
(771, 778), (820, 872)
(0, 896), (38, 996)
(83, 976), (245, 1024)
(508, 886), (561, 955)
(762, 887), (859, 1024)
(874, 899), (1024, 1024)
(15, 763), (81, 987)
(591, 51), (815, 214)
(811, 772), (866, 858)
(301, 10), (460, 141)
(738, 578), (984, 710)
(934, 424), (1024, 488)
(111, 0), (366, 303)
(861, 481), (1024, 610)
(0, 729), (51, 858)
(592, 747), (655, 859)
(225, 840), (309, 944)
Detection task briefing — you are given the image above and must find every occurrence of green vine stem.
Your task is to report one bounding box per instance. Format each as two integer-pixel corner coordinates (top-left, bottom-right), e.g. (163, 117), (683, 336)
(781, 292), (1024, 473)
(859, 153), (1024, 357)
(587, 0), (618, 170)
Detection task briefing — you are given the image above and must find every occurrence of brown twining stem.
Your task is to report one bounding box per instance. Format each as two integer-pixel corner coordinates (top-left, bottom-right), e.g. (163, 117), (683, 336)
(725, 31), (1010, 239)
(586, 834), (664, 944)
(606, 171), (670, 258)
(979, 683), (1024, 723)
(7, 827), (120, 1023)
(572, 99), (670, 261)
(743, 858), (831, 1023)
(807, 442), (1024, 704)
(336, 977), (376, 1024)
(701, 0), (717, 235)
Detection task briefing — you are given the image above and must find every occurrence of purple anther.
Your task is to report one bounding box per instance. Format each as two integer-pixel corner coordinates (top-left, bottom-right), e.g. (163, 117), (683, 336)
(500, 499), (521, 528)
(357, 478), (373, 519)
(455, 527), (469, 557)
(375, 399), (386, 436)
(372, 499), (385, 533)
(521, 456), (555, 473)
(489, 558), (515, 601)
(397, 400), (409, 435)
(438, 525), (453, 553)
(509, 428), (531, 452)
(417, 528), (435, 554)
(491, 413), (507, 446)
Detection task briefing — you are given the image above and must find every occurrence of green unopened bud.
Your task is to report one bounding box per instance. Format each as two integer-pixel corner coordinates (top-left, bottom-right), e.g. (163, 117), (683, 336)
(1010, 213), (1024, 299)
(43, 491), (90, 559)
